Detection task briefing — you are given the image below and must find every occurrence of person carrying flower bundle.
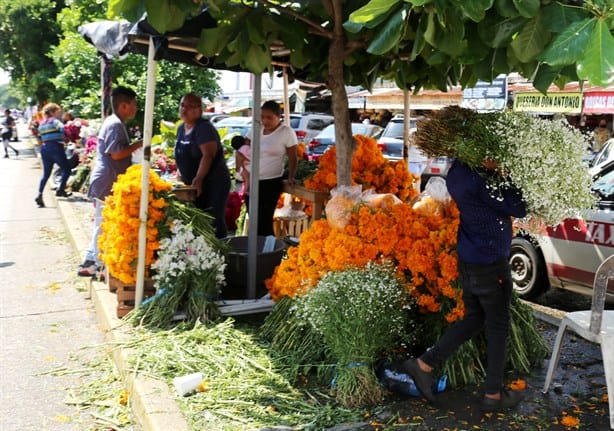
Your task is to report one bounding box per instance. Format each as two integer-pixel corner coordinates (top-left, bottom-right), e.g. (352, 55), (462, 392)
(403, 158), (527, 413)
(245, 100), (298, 236)
(174, 93), (231, 238)
(78, 86), (142, 277)
(34, 103), (72, 207)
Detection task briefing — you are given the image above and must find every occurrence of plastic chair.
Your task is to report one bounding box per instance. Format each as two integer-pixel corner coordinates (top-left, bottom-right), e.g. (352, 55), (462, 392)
(542, 254), (614, 429)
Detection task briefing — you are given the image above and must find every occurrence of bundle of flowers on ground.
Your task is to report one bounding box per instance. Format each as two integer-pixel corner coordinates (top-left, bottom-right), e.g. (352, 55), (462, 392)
(99, 165), (227, 326)
(133, 220), (226, 327)
(264, 194), (547, 396)
(291, 263), (413, 407)
(304, 135), (418, 203)
(415, 106), (595, 227)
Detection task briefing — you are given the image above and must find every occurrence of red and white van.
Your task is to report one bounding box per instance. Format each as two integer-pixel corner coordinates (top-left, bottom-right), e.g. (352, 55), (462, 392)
(509, 161), (614, 300)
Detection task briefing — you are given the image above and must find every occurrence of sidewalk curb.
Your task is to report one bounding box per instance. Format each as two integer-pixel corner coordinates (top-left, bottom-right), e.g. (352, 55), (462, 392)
(55, 197), (190, 431)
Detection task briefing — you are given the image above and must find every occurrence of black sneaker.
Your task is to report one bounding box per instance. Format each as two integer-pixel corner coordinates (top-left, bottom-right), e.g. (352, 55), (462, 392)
(78, 260), (98, 277)
(14, 150), (18, 157)
(56, 190), (72, 197)
(35, 195), (45, 208)
(479, 389), (524, 412)
(402, 358), (436, 403)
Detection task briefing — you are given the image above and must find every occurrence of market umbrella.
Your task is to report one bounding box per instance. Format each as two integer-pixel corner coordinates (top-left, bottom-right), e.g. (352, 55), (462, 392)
(79, 11), (295, 306)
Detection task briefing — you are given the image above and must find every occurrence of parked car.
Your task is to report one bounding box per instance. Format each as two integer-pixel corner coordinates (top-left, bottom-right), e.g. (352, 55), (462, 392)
(588, 137), (614, 176)
(307, 123), (383, 161)
(288, 113), (334, 143)
(203, 113), (230, 125)
(215, 117), (252, 143)
(376, 114), (417, 160)
(420, 156), (454, 191)
(509, 160), (614, 300)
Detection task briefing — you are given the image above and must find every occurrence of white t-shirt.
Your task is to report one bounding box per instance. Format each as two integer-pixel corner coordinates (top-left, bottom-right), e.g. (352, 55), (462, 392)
(247, 124), (297, 180)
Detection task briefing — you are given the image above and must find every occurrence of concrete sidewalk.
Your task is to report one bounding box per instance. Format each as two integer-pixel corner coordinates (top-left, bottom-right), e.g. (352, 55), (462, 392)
(56, 190), (191, 431)
(0, 140), (106, 430)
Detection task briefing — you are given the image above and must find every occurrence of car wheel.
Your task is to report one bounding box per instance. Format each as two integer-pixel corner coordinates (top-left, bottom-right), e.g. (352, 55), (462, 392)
(509, 237), (548, 299)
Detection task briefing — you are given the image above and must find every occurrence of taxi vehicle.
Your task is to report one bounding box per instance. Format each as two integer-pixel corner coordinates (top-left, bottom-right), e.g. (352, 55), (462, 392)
(509, 161), (614, 300)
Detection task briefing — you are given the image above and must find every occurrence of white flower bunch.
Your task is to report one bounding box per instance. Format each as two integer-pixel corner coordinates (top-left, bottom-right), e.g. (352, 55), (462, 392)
(492, 113), (595, 226)
(292, 262), (413, 406)
(152, 219), (226, 289)
(294, 262), (412, 356)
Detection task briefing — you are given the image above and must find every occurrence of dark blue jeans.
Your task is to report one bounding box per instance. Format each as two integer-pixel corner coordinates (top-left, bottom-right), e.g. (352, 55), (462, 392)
(420, 258), (513, 395)
(39, 143), (70, 194)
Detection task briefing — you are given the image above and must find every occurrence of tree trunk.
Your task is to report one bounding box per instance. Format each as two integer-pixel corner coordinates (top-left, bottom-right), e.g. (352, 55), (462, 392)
(327, 0), (354, 188)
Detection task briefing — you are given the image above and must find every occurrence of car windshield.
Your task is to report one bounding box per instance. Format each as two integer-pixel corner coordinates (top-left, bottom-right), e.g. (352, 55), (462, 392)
(290, 117), (301, 128)
(382, 119), (417, 139)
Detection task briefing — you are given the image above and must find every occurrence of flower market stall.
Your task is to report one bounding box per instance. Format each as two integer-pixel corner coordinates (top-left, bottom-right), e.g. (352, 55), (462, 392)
(258, 109), (596, 408)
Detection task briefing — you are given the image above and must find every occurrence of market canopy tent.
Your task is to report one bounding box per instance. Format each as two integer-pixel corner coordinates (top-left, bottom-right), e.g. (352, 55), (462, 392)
(79, 11), (298, 310)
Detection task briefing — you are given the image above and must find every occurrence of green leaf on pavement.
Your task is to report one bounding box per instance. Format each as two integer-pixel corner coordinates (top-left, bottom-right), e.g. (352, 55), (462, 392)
(462, 0), (495, 22)
(577, 19), (614, 87)
(539, 18), (596, 66)
(512, 0), (540, 18)
(510, 13), (551, 62)
(367, 7), (406, 54)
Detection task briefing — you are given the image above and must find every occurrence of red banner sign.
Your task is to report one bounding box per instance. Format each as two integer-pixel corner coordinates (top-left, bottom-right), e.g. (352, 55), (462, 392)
(583, 91), (614, 114)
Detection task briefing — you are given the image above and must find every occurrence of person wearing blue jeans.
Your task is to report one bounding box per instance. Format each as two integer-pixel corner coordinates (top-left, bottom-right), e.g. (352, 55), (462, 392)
(35, 103), (71, 207)
(403, 159), (527, 413)
(78, 86), (142, 278)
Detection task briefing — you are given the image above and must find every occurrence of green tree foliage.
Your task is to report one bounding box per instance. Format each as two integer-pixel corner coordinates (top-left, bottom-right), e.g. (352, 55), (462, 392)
(0, 0), (65, 104)
(50, 0), (221, 128)
(109, 0), (613, 186)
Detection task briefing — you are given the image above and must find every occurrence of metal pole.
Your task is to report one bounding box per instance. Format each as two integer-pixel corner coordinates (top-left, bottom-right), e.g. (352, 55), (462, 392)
(135, 38), (157, 307)
(403, 88), (410, 162)
(247, 74), (262, 299)
(283, 68), (290, 125)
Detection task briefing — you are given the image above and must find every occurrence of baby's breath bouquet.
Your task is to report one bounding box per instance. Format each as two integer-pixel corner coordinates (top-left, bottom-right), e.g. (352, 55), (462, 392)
(293, 263), (413, 407)
(416, 106), (595, 227)
(133, 220), (226, 328)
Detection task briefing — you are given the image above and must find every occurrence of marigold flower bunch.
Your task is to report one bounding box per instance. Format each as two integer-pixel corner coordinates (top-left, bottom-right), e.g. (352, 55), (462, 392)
(266, 199), (464, 323)
(99, 165), (173, 284)
(304, 135), (418, 203)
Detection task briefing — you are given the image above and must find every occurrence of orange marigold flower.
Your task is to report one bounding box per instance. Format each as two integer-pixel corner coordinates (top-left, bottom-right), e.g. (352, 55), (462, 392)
(509, 379), (526, 391)
(560, 413), (580, 429)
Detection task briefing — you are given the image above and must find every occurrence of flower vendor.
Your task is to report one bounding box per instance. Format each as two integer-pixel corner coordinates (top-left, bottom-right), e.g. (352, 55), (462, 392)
(174, 93), (231, 239)
(245, 100), (298, 236)
(403, 158), (527, 413)
(78, 86), (143, 277)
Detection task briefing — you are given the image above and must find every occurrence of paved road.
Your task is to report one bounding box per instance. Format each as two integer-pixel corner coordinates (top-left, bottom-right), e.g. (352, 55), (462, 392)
(0, 136), (111, 430)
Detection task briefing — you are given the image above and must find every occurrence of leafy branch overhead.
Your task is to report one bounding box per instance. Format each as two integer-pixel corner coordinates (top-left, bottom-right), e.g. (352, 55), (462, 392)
(110, 0), (614, 91)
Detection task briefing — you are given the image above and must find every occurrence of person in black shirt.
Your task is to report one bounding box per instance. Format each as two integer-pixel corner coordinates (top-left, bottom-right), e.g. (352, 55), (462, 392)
(403, 159), (527, 413)
(174, 94), (231, 238)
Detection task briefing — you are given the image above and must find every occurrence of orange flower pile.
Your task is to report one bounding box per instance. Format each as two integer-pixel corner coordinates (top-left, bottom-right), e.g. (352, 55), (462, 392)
(304, 135), (418, 203)
(99, 165), (173, 284)
(266, 200), (465, 323)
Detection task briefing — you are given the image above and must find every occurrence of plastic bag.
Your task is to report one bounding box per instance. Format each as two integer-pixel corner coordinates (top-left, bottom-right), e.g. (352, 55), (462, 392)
(361, 190), (402, 209)
(326, 185), (362, 230)
(412, 177), (451, 216)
